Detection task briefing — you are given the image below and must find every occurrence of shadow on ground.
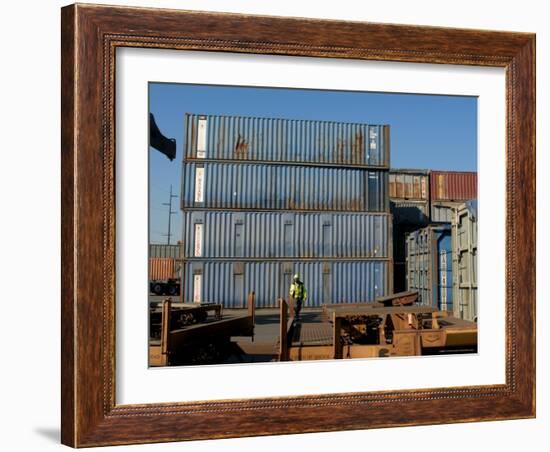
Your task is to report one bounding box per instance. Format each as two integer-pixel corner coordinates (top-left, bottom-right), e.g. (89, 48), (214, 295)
(34, 427), (60, 443)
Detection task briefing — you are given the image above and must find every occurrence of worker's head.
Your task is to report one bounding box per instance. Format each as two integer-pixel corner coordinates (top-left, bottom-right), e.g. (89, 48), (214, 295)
(293, 273), (300, 282)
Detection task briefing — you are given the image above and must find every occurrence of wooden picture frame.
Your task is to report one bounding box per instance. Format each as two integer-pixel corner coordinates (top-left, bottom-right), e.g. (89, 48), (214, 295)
(61, 3), (535, 447)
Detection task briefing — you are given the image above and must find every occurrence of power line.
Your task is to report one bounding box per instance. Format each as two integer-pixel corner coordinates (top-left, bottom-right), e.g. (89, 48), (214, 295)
(161, 184), (178, 245)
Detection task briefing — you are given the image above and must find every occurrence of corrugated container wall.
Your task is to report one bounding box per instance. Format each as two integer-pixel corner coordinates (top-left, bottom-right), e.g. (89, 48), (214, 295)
(431, 201), (464, 223)
(184, 211), (391, 258)
(430, 171), (477, 201)
(149, 258), (176, 281)
(406, 225), (453, 311)
(149, 243), (182, 259)
(389, 170), (430, 201)
(185, 114), (390, 168)
(452, 201), (478, 321)
(182, 162), (388, 212)
(184, 260), (390, 308)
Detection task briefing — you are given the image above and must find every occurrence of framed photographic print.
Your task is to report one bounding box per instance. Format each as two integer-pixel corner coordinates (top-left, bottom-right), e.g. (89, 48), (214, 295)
(61, 3), (535, 447)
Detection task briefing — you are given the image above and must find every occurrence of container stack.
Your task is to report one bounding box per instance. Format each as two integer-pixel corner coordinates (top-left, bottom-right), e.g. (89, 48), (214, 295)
(401, 171), (478, 320)
(389, 169), (431, 292)
(180, 113), (392, 308)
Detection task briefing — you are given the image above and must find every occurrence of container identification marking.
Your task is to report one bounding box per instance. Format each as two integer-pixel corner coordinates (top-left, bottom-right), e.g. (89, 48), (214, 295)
(195, 167), (205, 203)
(196, 118), (207, 158)
(193, 274), (202, 303)
(194, 224), (203, 257)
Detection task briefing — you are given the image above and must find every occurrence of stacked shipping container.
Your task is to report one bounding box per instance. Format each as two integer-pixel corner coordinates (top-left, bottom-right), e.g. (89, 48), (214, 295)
(389, 170), (430, 225)
(430, 171), (477, 223)
(185, 114), (390, 167)
(405, 201), (478, 319)
(149, 243), (183, 259)
(181, 113), (391, 308)
(390, 169), (478, 224)
(390, 169), (477, 294)
(183, 211), (391, 258)
(389, 169), (431, 292)
(182, 162), (388, 212)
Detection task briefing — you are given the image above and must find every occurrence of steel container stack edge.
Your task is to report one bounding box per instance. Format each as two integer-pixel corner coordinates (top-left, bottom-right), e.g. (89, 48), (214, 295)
(184, 260), (391, 308)
(182, 161), (389, 212)
(185, 113), (390, 168)
(452, 201), (478, 321)
(183, 210), (391, 258)
(406, 224), (453, 311)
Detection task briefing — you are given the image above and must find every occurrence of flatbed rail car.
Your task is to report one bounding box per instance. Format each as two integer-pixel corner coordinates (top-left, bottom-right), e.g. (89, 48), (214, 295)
(278, 292), (477, 361)
(320, 290), (419, 321)
(149, 293), (255, 366)
(149, 301), (223, 330)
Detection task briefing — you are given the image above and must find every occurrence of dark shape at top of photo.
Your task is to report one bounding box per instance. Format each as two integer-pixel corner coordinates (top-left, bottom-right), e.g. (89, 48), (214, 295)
(150, 113), (176, 161)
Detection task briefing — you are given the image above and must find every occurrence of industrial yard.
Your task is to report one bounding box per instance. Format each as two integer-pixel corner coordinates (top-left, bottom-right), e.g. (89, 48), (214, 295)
(148, 94), (478, 367)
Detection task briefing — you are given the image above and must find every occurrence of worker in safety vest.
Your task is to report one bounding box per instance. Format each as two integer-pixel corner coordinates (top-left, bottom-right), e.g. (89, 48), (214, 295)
(289, 273), (307, 319)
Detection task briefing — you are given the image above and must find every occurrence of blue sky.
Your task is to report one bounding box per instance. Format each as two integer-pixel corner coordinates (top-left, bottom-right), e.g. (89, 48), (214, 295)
(149, 83), (477, 244)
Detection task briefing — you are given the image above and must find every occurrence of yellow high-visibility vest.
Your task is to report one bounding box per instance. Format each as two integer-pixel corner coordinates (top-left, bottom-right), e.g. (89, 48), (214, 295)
(289, 282), (307, 300)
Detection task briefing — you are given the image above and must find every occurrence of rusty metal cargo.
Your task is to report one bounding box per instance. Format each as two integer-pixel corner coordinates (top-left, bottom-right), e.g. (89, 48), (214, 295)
(183, 210), (391, 259)
(406, 224), (453, 312)
(185, 113), (390, 168)
(389, 169), (430, 201)
(452, 201), (477, 321)
(149, 258), (176, 280)
(183, 260), (391, 308)
(182, 161), (389, 212)
(430, 170), (477, 201)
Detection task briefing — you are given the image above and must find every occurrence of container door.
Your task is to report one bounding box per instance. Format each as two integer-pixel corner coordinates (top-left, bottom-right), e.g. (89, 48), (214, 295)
(194, 165), (205, 206)
(193, 273), (202, 304)
(196, 117), (207, 158)
(437, 232), (453, 311)
(234, 221), (244, 257)
(322, 215), (333, 257)
(368, 172), (379, 211)
(233, 262), (244, 308)
(322, 263), (332, 304)
(368, 126), (378, 165)
(194, 223), (203, 257)
(283, 213), (294, 257)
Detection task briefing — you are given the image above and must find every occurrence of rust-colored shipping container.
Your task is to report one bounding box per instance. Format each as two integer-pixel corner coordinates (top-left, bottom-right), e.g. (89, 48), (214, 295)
(389, 170), (429, 201)
(430, 171), (477, 201)
(149, 257), (176, 280)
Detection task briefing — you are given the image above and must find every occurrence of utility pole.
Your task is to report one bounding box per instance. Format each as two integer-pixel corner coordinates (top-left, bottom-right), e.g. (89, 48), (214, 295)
(162, 184), (178, 245)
